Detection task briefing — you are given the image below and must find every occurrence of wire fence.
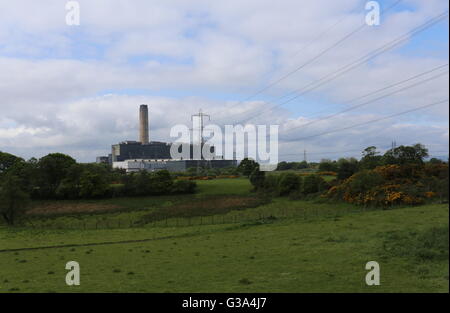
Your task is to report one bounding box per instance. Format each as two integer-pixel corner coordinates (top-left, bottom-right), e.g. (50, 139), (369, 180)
(22, 204), (372, 230)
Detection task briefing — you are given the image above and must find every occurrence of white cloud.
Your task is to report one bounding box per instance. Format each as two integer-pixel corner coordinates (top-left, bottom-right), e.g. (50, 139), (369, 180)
(0, 0), (448, 161)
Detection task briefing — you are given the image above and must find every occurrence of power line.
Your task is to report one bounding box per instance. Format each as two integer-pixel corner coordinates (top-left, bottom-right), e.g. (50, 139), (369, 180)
(278, 142), (394, 158)
(238, 11), (449, 124)
(285, 99), (448, 142)
(234, 11), (449, 125)
(288, 63), (448, 126)
(212, 0), (404, 123)
(280, 148), (375, 157)
(280, 67), (448, 135)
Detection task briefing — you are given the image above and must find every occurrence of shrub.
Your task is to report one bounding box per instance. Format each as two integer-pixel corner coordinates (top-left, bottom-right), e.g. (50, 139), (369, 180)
(249, 168), (265, 191)
(0, 174), (30, 225)
(302, 175), (328, 195)
(262, 175), (279, 195)
(237, 158), (259, 177)
(79, 171), (111, 198)
(337, 158), (359, 180)
(326, 163), (449, 207)
(150, 170), (174, 195)
(278, 173), (301, 196)
(172, 180), (197, 194)
(318, 159), (338, 172)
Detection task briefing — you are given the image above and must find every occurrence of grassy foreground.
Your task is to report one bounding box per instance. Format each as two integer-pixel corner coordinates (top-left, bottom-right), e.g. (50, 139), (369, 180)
(0, 199), (448, 292)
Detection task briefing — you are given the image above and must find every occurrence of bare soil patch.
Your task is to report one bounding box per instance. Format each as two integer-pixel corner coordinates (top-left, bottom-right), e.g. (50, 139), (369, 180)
(139, 195), (270, 224)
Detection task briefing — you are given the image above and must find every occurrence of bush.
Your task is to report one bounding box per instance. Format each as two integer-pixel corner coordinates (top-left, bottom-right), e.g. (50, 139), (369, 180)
(318, 159), (338, 172)
(172, 180), (197, 194)
(302, 175), (328, 195)
(0, 174), (30, 225)
(261, 175), (279, 195)
(249, 168), (265, 191)
(337, 158), (358, 180)
(237, 158), (259, 177)
(278, 173), (301, 196)
(150, 170), (174, 195)
(325, 163), (449, 207)
(79, 171), (111, 198)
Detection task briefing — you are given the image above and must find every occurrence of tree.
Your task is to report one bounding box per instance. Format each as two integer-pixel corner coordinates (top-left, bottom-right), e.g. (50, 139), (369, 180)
(262, 175), (279, 195)
(0, 174), (30, 225)
(302, 175), (327, 195)
(276, 161), (309, 171)
(428, 158), (444, 164)
(297, 161), (308, 169)
(150, 170), (174, 195)
(249, 167), (265, 191)
(278, 173), (301, 196)
(337, 158), (359, 180)
(276, 161), (290, 171)
(55, 163), (84, 199)
(383, 144), (429, 165)
(37, 153), (77, 197)
(360, 146), (383, 170)
(238, 158), (259, 177)
(6, 158), (39, 195)
(0, 151), (23, 175)
(318, 159), (338, 172)
(79, 168), (111, 199)
(130, 172), (152, 196)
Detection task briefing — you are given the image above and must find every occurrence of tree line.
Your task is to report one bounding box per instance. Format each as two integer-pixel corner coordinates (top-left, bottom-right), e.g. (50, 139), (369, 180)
(0, 152), (196, 225)
(247, 144), (449, 207)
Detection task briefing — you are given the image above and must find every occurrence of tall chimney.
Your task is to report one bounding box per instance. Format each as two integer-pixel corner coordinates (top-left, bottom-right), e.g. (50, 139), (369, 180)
(139, 104), (149, 144)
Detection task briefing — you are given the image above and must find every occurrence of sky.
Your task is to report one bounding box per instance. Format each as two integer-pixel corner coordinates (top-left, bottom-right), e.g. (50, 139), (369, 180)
(0, 0), (448, 162)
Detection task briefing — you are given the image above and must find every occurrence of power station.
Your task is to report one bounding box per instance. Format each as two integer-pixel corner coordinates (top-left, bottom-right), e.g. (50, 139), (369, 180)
(96, 105), (237, 172)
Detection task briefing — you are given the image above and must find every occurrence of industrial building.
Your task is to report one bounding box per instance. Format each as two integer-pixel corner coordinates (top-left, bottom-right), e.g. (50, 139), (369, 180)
(113, 159), (237, 173)
(111, 140), (172, 162)
(97, 105), (237, 172)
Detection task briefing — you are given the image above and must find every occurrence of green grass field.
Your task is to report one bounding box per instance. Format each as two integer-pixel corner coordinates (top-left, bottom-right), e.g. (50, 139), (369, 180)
(0, 178), (448, 293)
